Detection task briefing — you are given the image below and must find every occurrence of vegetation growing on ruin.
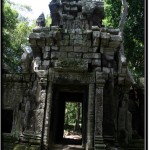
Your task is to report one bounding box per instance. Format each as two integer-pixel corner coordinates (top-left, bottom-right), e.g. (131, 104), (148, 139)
(103, 0), (144, 80)
(2, 0), (144, 78)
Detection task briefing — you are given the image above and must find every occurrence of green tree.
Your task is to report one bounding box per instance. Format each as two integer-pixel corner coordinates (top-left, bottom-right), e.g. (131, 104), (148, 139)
(65, 102), (82, 126)
(2, 0), (33, 72)
(45, 14), (52, 26)
(103, 0), (144, 80)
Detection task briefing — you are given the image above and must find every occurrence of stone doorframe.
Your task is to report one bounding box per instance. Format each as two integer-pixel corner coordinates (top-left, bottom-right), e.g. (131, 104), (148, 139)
(39, 69), (107, 150)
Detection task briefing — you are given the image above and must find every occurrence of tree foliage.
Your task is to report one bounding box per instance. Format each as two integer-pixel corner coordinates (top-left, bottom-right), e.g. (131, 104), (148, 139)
(65, 102), (82, 126)
(103, 0), (144, 80)
(2, 0), (33, 72)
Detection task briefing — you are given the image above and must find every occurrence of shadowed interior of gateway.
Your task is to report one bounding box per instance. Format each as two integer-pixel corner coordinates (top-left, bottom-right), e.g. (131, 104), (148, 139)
(49, 85), (88, 146)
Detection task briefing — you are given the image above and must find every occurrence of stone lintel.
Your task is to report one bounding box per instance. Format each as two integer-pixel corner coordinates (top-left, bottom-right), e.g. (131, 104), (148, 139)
(48, 70), (95, 83)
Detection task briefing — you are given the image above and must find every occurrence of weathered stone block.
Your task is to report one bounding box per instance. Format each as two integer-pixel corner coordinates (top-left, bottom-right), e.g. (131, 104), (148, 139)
(93, 31), (100, 38)
(88, 47), (98, 52)
(64, 5), (70, 11)
(69, 29), (75, 34)
(46, 38), (54, 46)
(68, 52), (82, 58)
(92, 26), (100, 31)
(83, 53), (101, 59)
(42, 60), (50, 66)
(103, 67), (111, 74)
(70, 6), (78, 11)
(74, 28), (82, 34)
(45, 46), (50, 52)
(110, 35), (122, 41)
(75, 34), (83, 40)
(92, 59), (101, 66)
(121, 67), (127, 74)
(37, 40), (45, 46)
(74, 39), (83, 46)
(101, 32), (110, 47)
(82, 40), (91, 47)
(51, 52), (67, 59)
(51, 46), (59, 51)
(29, 39), (36, 45)
(70, 34), (75, 40)
(60, 46), (74, 52)
(74, 46), (88, 52)
(51, 52), (58, 59)
(43, 52), (50, 59)
(54, 58), (87, 71)
(50, 26), (60, 31)
(93, 38), (100, 47)
(58, 40), (69, 46)
(107, 28), (120, 35)
(63, 34), (70, 40)
(40, 32), (45, 38)
(83, 59), (92, 63)
(52, 31), (62, 40)
(48, 31), (53, 38)
(29, 33), (40, 39)
(109, 41), (121, 48)
(96, 71), (107, 84)
(83, 30), (92, 40)
(83, 34), (90, 40)
(69, 40), (74, 45)
(103, 48), (114, 53)
(101, 32), (110, 39)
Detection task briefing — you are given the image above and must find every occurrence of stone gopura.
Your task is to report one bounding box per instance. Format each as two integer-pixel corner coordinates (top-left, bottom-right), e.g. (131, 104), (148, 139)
(2, 0), (144, 150)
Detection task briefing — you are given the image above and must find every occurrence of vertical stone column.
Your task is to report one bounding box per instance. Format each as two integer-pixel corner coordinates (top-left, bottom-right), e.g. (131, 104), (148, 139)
(86, 84), (95, 150)
(94, 72), (106, 150)
(43, 82), (53, 147)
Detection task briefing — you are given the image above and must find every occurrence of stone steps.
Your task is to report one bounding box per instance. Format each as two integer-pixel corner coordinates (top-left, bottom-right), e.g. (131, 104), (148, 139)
(94, 136), (106, 150)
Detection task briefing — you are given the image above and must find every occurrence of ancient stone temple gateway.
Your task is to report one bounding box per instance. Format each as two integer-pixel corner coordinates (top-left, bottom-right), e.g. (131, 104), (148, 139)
(2, 0), (144, 150)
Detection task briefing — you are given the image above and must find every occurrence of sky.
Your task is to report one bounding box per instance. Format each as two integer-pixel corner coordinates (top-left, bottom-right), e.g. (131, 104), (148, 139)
(10, 0), (51, 20)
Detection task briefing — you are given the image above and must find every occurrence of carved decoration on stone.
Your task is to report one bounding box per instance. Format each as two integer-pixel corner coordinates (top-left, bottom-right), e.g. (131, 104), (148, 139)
(36, 13), (46, 27)
(21, 49), (32, 73)
(33, 57), (41, 71)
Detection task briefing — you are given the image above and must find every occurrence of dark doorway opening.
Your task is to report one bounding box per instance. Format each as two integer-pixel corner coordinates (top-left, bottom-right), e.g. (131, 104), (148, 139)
(2, 109), (13, 133)
(49, 85), (88, 147)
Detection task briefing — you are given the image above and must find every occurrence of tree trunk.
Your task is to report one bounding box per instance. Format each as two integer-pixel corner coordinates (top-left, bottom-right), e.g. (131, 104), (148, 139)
(119, 0), (128, 32)
(75, 103), (80, 131)
(119, 0), (128, 54)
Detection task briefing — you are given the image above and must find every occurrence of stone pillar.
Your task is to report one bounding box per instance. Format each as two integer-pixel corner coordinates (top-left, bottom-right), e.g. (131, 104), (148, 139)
(43, 82), (53, 147)
(86, 84), (95, 150)
(94, 72), (106, 150)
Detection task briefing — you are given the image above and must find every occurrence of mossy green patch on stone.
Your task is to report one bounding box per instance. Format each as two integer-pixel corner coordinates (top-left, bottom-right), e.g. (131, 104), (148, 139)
(13, 144), (26, 150)
(28, 145), (40, 150)
(13, 144), (40, 150)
